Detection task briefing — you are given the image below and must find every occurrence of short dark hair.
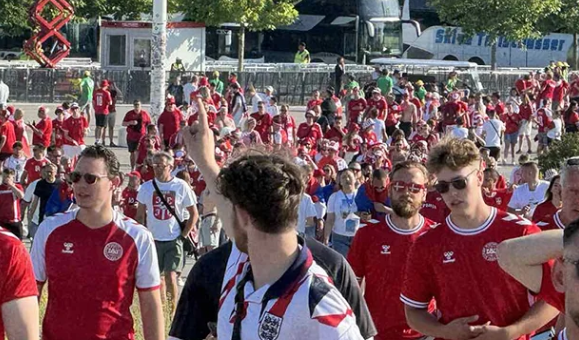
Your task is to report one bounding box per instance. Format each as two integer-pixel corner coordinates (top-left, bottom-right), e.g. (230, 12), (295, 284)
(564, 218), (579, 247)
(2, 168), (15, 176)
(217, 152), (304, 234)
(299, 42), (306, 47)
(372, 169), (389, 180)
(12, 141), (23, 149)
(78, 145), (120, 178)
(483, 168), (500, 180)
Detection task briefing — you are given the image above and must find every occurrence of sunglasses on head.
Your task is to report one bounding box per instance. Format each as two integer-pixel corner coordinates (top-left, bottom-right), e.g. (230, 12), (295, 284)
(391, 180), (426, 194)
(70, 171), (108, 184)
(434, 169), (478, 194)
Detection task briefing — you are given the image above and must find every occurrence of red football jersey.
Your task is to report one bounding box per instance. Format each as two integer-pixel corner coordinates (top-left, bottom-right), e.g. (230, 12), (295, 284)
(121, 187), (139, 219)
(536, 109), (553, 133)
(367, 97), (388, 120)
(296, 122), (323, 145)
(93, 89), (112, 114)
(535, 209), (565, 231)
(24, 158), (49, 185)
(62, 116), (88, 146)
(52, 119), (65, 147)
(136, 135), (161, 165)
(158, 109), (183, 140)
(401, 208), (540, 340)
(0, 228), (38, 339)
(0, 120), (16, 154)
(347, 98), (367, 123)
(250, 112), (273, 142)
(503, 113), (522, 134)
(536, 261), (564, 312)
(31, 211), (160, 340)
(348, 215), (436, 340)
(0, 184), (23, 222)
(483, 189), (513, 211)
(420, 191), (449, 223)
(532, 201), (559, 226)
(540, 79), (556, 100)
(33, 117), (53, 147)
(307, 98), (323, 110)
(122, 110), (152, 142)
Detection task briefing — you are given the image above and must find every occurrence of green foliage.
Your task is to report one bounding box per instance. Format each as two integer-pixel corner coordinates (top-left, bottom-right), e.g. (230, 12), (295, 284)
(539, 0), (579, 34)
(429, 0), (562, 42)
(538, 133), (579, 174)
(182, 0), (298, 30)
(0, 0), (34, 36)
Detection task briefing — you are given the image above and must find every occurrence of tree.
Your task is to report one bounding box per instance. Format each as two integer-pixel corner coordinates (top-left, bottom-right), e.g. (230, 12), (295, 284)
(182, 0), (298, 72)
(0, 0), (34, 36)
(429, 0), (561, 69)
(538, 133), (579, 174)
(538, 0), (579, 68)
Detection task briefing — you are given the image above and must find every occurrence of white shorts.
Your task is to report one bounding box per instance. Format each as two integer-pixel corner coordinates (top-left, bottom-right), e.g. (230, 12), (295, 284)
(199, 214), (221, 247)
(63, 144), (86, 159)
(519, 120), (532, 136)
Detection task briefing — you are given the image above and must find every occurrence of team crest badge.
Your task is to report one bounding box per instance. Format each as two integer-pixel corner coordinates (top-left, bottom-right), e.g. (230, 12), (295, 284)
(259, 312), (283, 340)
(103, 242), (124, 261)
(482, 242), (498, 262)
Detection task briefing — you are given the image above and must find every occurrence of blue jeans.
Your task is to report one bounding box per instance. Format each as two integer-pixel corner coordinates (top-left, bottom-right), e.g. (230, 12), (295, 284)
(331, 232), (354, 257)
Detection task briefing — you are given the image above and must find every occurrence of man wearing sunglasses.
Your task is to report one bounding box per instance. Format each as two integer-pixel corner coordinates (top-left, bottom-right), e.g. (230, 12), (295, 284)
(401, 138), (558, 340)
(30, 145), (164, 340)
(348, 161), (436, 340)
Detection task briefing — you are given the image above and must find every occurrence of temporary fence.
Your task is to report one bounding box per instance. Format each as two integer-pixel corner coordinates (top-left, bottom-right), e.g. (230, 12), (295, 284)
(0, 66), (546, 105)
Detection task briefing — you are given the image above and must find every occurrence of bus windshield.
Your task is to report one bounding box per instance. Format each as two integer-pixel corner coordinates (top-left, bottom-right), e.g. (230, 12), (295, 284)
(361, 20), (402, 57)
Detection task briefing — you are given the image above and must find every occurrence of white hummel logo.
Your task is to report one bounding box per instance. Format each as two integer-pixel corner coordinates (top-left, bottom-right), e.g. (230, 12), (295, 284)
(62, 242), (74, 254)
(381, 245), (391, 255)
(443, 251), (455, 263)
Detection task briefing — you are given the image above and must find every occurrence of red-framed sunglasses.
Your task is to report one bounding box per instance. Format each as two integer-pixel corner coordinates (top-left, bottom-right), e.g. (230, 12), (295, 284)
(390, 181), (426, 194)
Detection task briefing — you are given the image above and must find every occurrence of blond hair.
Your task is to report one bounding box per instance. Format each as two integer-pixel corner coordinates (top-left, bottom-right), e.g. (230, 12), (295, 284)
(427, 137), (481, 174)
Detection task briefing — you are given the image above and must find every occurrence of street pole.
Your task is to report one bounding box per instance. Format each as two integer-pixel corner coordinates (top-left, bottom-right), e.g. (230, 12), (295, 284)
(150, 0), (167, 120)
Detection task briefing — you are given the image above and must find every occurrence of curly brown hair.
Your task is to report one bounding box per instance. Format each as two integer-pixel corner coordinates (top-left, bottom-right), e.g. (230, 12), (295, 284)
(427, 137), (480, 174)
(217, 152), (304, 234)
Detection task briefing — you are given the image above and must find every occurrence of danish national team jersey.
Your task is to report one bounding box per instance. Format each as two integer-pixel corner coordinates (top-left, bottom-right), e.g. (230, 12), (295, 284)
(401, 208), (540, 340)
(535, 209), (565, 231)
(31, 209), (160, 340)
(0, 227), (38, 339)
(347, 214), (436, 340)
(420, 191), (449, 223)
(218, 242), (364, 340)
(536, 261), (564, 312)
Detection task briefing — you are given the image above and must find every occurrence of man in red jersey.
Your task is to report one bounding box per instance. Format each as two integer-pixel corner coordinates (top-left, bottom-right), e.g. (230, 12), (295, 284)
(0, 168), (25, 238)
(61, 103), (89, 159)
(31, 145), (164, 340)
(349, 161), (435, 340)
(21, 144), (49, 187)
(324, 115), (347, 147)
(482, 168), (512, 211)
(0, 226), (39, 340)
(158, 97), (183, 148)
(121, 171), (141, 219)
(441, 92), (463, 133)
(307, 89), (323, 110)
(28, 106), (52, 147)
(249, 101), (272, 143)
(273, 104), (297, 146)
(297, 110), (323, 145)
(540, 72), (557, 104)
(401, 138), (558, 340)
(51, 107), (66, 148)
(534, 158), (579, 231)
(420, 184), (449, 224)
(367, 88), (388, 120)
(122, 100), (152, 170)
(0, 110), (15, 164)
(347, 87), (367, 124)
(515, 74), (534, 96)
(93, 80), (113, 146)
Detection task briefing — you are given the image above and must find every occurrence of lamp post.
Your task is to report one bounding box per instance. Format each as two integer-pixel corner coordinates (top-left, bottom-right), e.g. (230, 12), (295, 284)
(150, 0), (167, 119)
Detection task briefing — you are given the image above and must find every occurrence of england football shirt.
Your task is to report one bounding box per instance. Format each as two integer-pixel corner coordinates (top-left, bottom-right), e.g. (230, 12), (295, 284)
(31, 209), (160, 340)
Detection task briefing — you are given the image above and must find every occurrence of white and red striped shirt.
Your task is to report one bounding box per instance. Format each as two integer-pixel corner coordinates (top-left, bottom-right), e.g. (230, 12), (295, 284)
(0, 183), (22, 222)
(31, 209), (160, 340)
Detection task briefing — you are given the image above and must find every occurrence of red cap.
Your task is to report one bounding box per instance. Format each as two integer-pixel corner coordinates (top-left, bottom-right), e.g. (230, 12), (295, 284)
(101, 79), (109, 87)
(199, 77), (209, 87)
(127, 171), (142, 179)
(6, 106), (15, 115)
(166, 96), (176, 105)
(38, 106), (46, 113)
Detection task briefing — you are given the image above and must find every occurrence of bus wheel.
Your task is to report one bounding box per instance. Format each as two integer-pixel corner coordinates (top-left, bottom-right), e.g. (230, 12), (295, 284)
(468, 57), (485, 65)
(443, 55), (458, 61)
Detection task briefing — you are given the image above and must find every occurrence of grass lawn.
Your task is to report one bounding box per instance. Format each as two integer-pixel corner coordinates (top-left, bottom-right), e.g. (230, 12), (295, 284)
(38, 290), (175, 340)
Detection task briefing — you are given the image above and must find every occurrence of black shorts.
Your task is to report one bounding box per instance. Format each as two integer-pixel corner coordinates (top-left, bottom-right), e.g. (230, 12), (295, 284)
(127, 140), (139, 153)
(399, 121), (412, 138)
(487, 146), (501, 159)
(95, 113), (108, 127)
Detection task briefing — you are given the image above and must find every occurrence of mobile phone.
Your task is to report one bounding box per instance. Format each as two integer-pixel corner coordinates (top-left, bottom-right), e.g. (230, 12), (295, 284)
(207, 322), (217, 337)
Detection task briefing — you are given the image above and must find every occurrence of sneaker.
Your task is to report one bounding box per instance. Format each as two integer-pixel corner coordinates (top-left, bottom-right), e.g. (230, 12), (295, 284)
(109, 142), (117, 147)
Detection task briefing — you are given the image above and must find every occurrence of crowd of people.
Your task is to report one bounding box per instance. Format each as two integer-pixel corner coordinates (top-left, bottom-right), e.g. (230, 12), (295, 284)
(1, 59), (579, 340)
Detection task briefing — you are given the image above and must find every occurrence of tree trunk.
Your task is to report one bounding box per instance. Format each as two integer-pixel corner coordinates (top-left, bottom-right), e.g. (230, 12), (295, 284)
(573, 32), (578, 70)
(490, 39), (497, 70)
(237, 25), (245, 73)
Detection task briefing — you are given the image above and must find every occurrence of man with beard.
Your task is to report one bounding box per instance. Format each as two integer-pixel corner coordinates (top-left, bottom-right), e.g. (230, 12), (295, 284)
(347, 161), (436, 340)
(402, 138), (558, 340)
(169, 98), (373, 340)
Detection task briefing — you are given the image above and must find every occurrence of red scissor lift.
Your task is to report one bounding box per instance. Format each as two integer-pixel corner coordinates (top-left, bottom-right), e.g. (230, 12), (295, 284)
(24, 0), (74, 68)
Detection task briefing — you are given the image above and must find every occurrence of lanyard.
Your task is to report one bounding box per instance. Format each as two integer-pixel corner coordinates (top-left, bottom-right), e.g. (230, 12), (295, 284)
(342, 191), (354, 207)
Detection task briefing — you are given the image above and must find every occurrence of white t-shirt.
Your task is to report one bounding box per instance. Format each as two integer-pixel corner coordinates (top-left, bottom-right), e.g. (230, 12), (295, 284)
(182, 83), (197, 105)
(0, 82), (9, 104)
(450, 127), (469, 140)
(297, 193), (317, 234)
(137, 177), (197, 241)
(482, 119), (504, 147)
(371, 118), (386, 142)
(327, 190), (360, 237)
(508, 180), (550, 213)
(3, 155), (27, 182)
(23, 179), (41, 224)
(547, 118), (562, 140)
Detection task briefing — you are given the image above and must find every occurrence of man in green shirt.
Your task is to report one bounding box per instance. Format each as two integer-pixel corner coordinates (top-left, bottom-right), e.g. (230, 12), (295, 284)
(209, 71), (224, 94)
(79, 70), (94, 125)
(376, 69), (393, 96)
(415, 80), (427, 103)
(294, 42), (310, 64)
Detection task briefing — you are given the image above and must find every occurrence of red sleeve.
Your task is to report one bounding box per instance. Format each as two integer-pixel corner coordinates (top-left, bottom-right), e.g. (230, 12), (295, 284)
(157, 113), (166, 126)
(535, 261), (565, 312)
(83, 117), (88, 129)
(400, 238), (433, 309)
(122, 111), (133, 123)
(346, 227), (368, 281)
(24, 159), (33, 174)
(144, 112), (152, 126)
(1, 242), (38, 304)
(61, 119), (70, 132)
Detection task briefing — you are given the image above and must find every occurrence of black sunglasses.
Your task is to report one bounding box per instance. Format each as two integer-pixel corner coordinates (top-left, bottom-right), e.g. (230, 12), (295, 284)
(434, 169), (478, 194)
(70, 172), (108, 185)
